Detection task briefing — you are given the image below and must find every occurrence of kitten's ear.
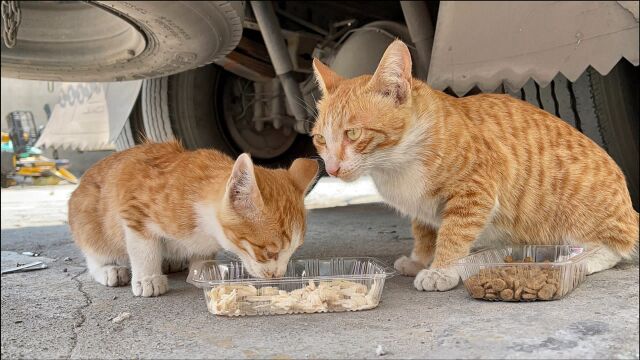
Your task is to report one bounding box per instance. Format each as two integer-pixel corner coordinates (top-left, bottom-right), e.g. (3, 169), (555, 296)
(225, 153), (264, 218)
(313, 58), (343, 96)
(288, 158), (319, 196)
(369, 40), (412, 105)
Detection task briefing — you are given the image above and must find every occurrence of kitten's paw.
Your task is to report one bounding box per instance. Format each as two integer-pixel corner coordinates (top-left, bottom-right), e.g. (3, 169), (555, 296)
(93, 266), (130, 287)
(414, 268), (460, 291)
(162, 258), (189, 274)
(131, 274), (169, 297)
(394, 256), (426, 276)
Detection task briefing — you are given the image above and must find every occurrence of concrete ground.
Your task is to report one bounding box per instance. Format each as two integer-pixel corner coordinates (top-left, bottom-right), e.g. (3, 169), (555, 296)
(1, 184), (638, 359)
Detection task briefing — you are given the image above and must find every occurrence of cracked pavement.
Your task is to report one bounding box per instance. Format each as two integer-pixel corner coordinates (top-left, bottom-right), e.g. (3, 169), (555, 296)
(1, 185), (639, 359)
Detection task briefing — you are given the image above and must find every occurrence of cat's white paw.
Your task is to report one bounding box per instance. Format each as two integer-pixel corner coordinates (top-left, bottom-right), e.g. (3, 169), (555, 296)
(131, 274), (169, 297)
(414, 268), (459, 291)
(93, 265), (130, 287)
(585, 247), (621, 275)
(394, 256), (426, 276)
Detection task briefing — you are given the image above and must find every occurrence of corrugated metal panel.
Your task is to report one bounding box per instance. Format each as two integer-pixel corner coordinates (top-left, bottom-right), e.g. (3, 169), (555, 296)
(427, 1), (639, 95)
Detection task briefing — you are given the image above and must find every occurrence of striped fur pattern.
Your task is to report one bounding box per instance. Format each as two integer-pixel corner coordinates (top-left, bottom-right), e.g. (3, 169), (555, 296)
(312, 40), (638, 291)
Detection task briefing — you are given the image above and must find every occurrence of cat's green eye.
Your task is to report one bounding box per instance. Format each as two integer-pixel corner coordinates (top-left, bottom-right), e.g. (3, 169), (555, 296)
(346, 128), (362, 141)
(314, 134), (326, 145)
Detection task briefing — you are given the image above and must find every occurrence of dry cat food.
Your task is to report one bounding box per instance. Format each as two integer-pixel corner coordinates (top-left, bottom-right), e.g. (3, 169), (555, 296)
(463, 256), (561, 301)
(207, 279), (383, 316)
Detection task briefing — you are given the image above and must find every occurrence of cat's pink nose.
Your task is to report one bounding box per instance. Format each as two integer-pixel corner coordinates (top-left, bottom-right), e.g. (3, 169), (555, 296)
(326, 165), (341, 177)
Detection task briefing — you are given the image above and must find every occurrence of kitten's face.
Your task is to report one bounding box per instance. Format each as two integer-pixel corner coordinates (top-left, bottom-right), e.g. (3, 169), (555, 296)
(219, 155), (318, 278)
(311, 40), (414, 181)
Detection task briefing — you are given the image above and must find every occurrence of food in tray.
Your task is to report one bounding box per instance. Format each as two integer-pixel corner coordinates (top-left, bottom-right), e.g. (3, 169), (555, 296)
(463, 255), (562, 301)
(206, 279), (383, 315)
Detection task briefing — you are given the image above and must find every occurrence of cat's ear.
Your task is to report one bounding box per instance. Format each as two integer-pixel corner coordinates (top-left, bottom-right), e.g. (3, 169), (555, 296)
(225, 153), (264, 218)
(288, 158), (319, 195)
(313, 58), (343, 96)
(370, 40), (412, 105)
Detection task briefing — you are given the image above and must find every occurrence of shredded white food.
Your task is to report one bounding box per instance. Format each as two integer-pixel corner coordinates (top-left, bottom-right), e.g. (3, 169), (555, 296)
(207, 279), (383, 315)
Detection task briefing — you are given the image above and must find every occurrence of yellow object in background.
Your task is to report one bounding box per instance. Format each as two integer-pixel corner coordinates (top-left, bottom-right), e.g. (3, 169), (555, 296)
(16, 167), (43, 177)
(53, 168), (78, 183)
(5, 153), (78, 187)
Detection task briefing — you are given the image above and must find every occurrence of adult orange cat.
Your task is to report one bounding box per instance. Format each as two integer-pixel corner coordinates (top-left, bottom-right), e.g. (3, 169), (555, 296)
(311, 40), (638, 291)
(68, 142), (318, 297)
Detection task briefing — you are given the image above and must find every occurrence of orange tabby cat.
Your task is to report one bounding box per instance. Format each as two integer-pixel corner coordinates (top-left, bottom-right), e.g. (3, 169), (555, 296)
(68, 141), (318, 297)
(311, 40), (639, 291)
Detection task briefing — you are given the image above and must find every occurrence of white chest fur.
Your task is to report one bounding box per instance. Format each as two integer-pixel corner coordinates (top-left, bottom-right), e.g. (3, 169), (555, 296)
(367, 119), (445, 227)
(371, 164), (506, 246)
(371, 164), (444, 228)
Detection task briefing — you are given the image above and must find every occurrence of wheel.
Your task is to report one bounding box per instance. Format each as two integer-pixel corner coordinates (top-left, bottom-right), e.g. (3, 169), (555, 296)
(130, 65), (316, 167)
(113, 100), (146, 152)
(113, 118), (136, 152)
(514, 61), (639, 210)
(586, 62), (638, 211)
(1, 1), (243, 81)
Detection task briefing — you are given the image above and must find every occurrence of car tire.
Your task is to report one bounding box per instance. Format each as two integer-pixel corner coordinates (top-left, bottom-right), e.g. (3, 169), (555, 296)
(586, 62), (639, 211)
(113, 118), (136, 152)
(1, 1), (243, 81)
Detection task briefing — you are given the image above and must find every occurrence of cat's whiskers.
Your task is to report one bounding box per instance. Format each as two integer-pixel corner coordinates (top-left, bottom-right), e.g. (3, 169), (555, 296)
(294, 95), (318, 118)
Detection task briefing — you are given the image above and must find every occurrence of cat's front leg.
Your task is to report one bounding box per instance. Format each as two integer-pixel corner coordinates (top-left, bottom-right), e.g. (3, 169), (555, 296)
(395, 220), (436, 276)
(125, 228), (168, 297)
(162, 257), (190, 274)
(414, 190), (495, 292)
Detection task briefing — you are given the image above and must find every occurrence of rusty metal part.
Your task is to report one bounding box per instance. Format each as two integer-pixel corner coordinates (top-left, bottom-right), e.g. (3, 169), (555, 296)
(214, 37), (276, 82)
(216, 52), (275, 83)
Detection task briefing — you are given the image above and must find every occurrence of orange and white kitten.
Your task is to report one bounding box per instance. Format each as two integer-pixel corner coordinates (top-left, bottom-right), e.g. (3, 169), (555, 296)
(311, 40), (639, 292)
(69, 142), (318, 297)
